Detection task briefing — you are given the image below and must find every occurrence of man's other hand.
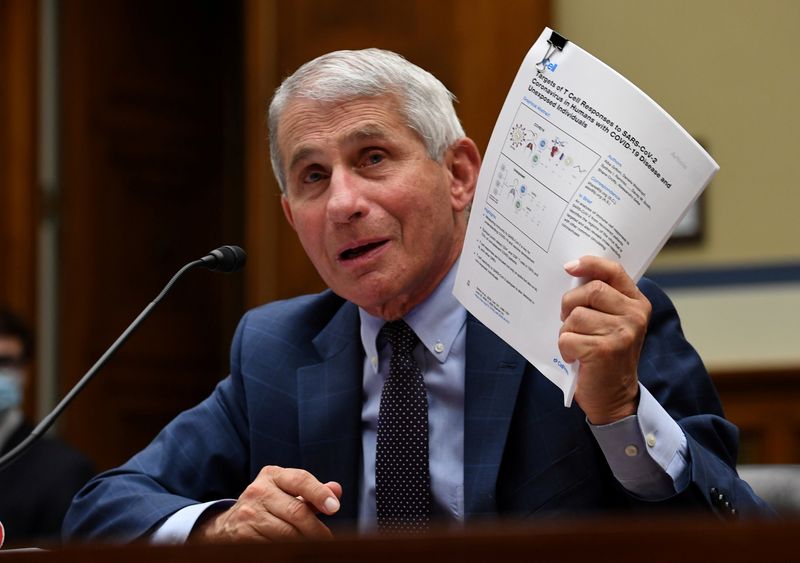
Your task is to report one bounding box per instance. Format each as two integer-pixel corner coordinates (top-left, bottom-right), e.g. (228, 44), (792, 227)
(190, 466), (342, 543)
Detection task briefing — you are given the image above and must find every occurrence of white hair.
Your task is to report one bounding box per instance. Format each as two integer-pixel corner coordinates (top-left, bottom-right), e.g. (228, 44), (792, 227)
(268, 48), (465, 194)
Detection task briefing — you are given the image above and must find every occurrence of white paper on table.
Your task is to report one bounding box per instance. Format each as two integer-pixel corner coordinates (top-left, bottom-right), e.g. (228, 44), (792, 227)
(453, 27), (718, 406)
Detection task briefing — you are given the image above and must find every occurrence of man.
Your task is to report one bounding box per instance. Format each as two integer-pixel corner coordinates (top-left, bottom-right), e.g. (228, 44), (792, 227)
(0, 309), (95, 545)
(63, 49), (770, 543)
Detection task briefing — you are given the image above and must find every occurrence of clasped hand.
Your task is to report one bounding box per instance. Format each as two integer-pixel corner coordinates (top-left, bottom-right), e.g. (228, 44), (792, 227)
(191, 465), (342, 543)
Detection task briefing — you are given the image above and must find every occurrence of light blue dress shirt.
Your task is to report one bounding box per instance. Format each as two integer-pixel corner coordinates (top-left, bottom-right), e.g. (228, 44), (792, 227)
(358, 264), (468, 531)
(152, 264), (689, 543)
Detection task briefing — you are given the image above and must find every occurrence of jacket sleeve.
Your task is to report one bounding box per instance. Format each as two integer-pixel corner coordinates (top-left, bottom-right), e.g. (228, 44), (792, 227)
(636, 277), (773, 519)
(62, 312), (254, 543)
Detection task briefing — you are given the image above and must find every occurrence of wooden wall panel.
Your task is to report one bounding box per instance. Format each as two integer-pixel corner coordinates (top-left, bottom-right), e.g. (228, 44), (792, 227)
(58, 0), (244, 469)
(242, 0), (281, 307)
(713, 369), (800, 464)
(0, 0), (39, 416)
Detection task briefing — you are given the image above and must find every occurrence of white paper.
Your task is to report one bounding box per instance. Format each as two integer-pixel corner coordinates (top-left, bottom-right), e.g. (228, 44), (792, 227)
(453, 28), (718, 406)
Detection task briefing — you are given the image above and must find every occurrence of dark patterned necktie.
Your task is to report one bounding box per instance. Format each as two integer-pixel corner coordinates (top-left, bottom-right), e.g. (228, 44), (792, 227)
(376, 320), (432, 533)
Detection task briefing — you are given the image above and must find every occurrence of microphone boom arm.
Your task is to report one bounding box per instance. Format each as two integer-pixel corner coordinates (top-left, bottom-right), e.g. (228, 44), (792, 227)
(0, 246), (244, 471)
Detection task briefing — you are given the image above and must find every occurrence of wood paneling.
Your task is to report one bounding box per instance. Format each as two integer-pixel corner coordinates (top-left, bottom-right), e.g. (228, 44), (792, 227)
(242, 0), (281, 307)
(0, 0), (39, 416)
(712, 368), (800, 464)
(58, 0), (244, 469)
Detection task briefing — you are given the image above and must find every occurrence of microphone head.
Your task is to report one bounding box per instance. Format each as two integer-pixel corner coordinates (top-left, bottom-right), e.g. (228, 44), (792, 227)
(202, 245), (246, 272)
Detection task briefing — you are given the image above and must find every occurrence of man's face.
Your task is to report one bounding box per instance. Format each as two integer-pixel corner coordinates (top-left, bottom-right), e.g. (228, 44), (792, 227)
(0, 335), (26, 392)
(0, 336), (24, 368)
(278, 94), (476, 319)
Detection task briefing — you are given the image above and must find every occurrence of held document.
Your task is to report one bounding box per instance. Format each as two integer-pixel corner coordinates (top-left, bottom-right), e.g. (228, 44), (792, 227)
(453, 27), (718, 406)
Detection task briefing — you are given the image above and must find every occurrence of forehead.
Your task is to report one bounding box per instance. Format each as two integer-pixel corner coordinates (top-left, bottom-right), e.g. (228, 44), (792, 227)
(0, 336), (23, 359)
(277, 94), (420, 165)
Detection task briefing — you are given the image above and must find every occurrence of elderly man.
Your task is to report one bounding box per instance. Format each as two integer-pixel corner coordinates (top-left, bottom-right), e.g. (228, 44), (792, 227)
(63, 48), (770, 543)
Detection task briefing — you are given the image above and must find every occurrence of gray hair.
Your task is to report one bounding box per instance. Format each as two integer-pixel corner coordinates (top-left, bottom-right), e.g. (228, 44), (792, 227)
(268, 48), (465, 194)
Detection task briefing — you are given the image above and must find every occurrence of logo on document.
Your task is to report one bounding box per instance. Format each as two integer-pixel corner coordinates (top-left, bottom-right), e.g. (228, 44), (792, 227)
(552, 357), (568, 374)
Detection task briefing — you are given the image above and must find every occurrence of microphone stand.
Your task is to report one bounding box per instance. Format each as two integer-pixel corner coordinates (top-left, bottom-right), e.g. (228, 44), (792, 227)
(0, 247), (244, 471)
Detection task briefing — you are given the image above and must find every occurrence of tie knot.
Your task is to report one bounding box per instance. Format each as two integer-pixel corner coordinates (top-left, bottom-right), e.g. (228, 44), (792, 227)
(381, 320), (418, 356)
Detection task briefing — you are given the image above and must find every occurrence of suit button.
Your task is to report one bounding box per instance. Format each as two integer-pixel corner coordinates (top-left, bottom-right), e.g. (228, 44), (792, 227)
(710, 487), (727, 507)
(724, 502), (738, 520)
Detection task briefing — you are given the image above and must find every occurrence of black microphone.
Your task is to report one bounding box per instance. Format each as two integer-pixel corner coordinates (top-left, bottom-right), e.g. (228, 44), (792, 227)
(200, 245), (246, 273)
(0, 245), (247, 471)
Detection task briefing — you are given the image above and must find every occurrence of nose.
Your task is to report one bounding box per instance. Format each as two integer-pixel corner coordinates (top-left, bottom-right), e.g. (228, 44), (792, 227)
(326, 168), (368, 224)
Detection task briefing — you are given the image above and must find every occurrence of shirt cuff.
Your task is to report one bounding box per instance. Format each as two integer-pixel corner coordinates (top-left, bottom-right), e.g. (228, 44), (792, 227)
(589, 383), (689, 500)
(149, 500), (235, 545)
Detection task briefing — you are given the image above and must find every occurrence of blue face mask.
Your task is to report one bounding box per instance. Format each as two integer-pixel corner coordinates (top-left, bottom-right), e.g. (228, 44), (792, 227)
(0, 368), (22, 412)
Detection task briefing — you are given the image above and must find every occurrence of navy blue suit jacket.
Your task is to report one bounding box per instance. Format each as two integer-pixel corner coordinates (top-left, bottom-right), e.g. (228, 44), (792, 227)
(63, 278), (770, 541)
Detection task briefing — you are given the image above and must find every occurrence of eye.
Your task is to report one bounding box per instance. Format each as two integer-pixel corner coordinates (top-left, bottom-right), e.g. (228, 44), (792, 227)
(360, 150), (386, 168)
(302, 167), (328, 184)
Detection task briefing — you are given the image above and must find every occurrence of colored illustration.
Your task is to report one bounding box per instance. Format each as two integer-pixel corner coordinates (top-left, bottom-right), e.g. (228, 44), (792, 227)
(484, 103), (601, 252)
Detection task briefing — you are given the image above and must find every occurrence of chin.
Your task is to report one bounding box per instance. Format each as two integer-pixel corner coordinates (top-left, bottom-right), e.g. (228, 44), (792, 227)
(342, 291), (387, 311)
(337, 284), (395, 313)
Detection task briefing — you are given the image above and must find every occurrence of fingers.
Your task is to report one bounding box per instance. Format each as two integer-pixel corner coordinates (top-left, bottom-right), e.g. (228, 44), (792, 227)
(560, 256), (650, 361)
(196, 466), (342, 543)
(559, 256), (650, 424)
(270, 467), (341, 516)
(323, 481), (344, 502)
(558, 320), (641, 364)
(561, 279), (637, 324)
(561, 257), (648, 324)
(564, 256), (641, 299)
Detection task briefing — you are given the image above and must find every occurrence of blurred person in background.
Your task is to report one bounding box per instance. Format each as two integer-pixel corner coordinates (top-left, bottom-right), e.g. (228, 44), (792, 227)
(0, 308), (94, 546)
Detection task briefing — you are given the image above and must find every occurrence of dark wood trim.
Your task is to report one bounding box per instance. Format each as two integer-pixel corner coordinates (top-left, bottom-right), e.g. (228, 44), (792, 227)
(0, 0), (40, 417)
(711, 367), (800, 464)
(712, 366), (800, 388)
(242, 0), (281, 309)
(8, 517), (800, 560)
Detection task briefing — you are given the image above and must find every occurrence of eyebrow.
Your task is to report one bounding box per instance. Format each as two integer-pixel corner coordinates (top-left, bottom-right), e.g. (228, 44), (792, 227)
(287, 124), (392, 172)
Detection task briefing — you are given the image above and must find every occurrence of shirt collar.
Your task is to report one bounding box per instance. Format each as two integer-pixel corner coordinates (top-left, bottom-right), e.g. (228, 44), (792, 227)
(360, 262), (466, 374)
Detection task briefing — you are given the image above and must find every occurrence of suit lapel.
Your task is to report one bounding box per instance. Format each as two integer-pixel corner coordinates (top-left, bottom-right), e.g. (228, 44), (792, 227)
(292, 306), (531, 522)
(463, 314), (526, 519)
(296, 301), (363, 524)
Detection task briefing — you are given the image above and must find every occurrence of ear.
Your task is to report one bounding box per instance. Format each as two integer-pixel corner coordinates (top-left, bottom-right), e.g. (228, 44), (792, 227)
(281, 195), (297, 231)
(444, 138), (481, 213)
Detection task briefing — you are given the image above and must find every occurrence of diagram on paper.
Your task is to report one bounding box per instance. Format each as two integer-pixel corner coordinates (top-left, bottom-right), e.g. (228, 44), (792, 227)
(485, 104), (600, 252)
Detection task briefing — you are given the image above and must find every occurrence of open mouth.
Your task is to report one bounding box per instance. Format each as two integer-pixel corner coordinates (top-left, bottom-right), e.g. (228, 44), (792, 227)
(339, 240), (388, 261)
